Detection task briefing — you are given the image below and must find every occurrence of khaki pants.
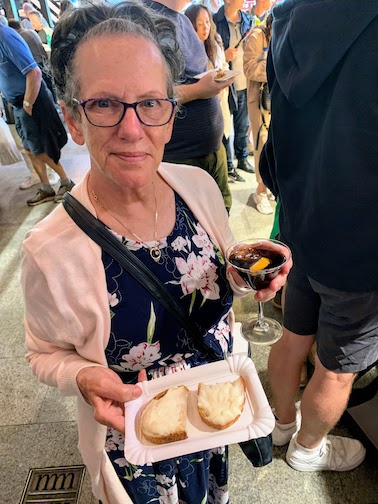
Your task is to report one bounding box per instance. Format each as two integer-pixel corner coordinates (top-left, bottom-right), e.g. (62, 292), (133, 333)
(247, 99), (270, 185)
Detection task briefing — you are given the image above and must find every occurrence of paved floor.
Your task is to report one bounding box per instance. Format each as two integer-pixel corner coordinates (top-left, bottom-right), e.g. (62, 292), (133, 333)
(0, 135), (377, 504)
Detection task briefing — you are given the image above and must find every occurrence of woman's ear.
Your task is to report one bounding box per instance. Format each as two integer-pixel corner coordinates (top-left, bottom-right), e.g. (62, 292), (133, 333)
(60, 100), (85, 146)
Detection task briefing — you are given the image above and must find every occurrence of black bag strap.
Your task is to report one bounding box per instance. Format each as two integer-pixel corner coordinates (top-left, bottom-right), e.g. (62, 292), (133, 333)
(62, 192), (217, 359)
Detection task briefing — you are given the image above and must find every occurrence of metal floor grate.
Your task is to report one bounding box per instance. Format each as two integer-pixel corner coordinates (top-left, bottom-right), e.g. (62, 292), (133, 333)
(19, 465), (85, 504)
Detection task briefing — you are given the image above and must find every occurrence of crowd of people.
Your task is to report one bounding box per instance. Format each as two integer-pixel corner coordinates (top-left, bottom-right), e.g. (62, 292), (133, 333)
(0, 1), (74, 205)
(0, 0), (377, 503)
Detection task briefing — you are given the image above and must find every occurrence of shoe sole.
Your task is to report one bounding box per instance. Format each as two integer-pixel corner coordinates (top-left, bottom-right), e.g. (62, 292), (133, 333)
(27, 195), (56, 206)
(286, 447), (366, 472)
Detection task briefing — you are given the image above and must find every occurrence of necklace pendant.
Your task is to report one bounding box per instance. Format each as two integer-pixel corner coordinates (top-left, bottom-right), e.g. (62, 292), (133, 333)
(150, 246), (161, 262)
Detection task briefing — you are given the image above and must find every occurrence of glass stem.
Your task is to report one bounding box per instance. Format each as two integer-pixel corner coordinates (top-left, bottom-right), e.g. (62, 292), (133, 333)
(255, 301), (269, 332)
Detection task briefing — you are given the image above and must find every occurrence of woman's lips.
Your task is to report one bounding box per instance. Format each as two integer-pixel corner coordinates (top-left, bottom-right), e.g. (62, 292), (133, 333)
(113, 152), (147, 162)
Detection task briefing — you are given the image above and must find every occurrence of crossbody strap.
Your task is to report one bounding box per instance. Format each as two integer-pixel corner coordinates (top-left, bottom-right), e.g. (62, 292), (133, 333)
(62, 192), (217, 359)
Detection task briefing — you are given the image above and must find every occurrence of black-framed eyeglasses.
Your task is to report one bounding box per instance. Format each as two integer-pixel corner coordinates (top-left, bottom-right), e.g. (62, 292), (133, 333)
(72, 97), (177, 128)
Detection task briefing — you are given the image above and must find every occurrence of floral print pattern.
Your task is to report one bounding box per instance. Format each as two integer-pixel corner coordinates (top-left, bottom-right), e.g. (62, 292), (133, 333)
(175, 252), (220, 300)
(102, 194), (232, 503)
(111, 342), (162, 372)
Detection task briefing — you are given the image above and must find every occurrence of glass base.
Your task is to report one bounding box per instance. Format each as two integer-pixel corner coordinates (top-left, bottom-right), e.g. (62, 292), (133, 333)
(241, 317), (283, 346)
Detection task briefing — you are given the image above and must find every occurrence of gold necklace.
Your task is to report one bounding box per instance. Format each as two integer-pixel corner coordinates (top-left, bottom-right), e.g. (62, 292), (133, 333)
(92, 185), (161, 262)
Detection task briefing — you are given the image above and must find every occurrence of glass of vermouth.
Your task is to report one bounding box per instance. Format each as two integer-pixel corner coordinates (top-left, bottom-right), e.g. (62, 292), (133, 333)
(227, 238), (291, 346)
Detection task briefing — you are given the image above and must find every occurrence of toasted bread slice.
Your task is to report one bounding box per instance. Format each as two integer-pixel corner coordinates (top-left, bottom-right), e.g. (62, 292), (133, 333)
(140, 385), (189, 444)
(197, 377), (246, 430)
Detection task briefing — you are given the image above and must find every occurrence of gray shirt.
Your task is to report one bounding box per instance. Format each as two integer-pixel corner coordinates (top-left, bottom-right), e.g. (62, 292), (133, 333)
(17, 28), (47, 65)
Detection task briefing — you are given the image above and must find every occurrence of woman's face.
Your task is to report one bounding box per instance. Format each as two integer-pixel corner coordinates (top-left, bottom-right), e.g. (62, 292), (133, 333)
(195, 8), (211, 43)
(63, 34), (174, 191)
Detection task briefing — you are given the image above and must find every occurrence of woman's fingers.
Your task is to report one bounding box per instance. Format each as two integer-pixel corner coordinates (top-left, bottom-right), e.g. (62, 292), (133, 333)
(92, 397), (126, 433)
(227, 265), (250, 289)
(76, 366), (143, 432)
(77, 366), (142, 404)
(138, 369), (147, 382)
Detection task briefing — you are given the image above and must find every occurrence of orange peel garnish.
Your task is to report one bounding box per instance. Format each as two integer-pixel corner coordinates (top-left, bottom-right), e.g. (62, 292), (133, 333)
(249, 257), (271, 271)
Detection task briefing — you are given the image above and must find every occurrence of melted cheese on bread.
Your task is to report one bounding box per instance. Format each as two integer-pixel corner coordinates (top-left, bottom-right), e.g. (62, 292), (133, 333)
(197, 377), (246, 430)
(140, 385), (189, 444)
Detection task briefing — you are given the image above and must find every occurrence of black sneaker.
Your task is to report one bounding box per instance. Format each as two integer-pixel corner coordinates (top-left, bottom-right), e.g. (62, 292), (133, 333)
(27, 188), (56, 206)
(237, 158), (255, 173)
(228, 169), (245, 182)
(55, 180), (75, 202)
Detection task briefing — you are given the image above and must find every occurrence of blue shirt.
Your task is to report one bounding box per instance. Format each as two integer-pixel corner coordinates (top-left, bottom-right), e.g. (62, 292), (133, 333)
(0, 24), (37, 102)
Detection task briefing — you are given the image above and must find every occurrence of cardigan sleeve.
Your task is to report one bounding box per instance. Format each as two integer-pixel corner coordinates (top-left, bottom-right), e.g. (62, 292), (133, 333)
(21, 232), (108, 397)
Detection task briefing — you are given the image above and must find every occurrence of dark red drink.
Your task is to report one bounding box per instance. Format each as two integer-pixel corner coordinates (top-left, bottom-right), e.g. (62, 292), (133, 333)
(228, 245), (286, 290)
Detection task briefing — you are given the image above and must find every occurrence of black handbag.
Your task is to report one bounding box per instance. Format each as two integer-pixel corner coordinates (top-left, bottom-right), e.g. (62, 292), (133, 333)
(260, 82), (271, 112)
(62, 192), (272, 467)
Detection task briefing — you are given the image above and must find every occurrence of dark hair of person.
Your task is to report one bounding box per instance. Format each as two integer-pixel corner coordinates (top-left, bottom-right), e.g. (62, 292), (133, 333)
(59, 0), (73, 16)
(50, 1), (183, 107)
(29, 10), (42, 19)
(265, 13), (273, 41)
(8, 18), (21, 30)
(184, 3), (221, 68)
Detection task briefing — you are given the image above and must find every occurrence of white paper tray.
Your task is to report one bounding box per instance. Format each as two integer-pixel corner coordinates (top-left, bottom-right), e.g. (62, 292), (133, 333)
(124, 354), (274, 465)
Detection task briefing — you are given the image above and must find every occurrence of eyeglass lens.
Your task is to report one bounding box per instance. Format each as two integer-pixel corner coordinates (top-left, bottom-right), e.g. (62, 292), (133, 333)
(83, 98), (174, 127)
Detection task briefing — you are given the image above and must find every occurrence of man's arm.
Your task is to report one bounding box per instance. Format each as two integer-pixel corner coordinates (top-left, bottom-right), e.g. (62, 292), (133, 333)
(23, 67), (42, 115)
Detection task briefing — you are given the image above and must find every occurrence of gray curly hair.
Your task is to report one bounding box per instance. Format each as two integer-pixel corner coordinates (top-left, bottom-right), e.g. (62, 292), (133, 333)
(50, 1), (183, 110)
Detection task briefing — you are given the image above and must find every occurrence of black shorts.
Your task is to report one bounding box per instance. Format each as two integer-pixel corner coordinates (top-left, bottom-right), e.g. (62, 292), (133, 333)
(283, 263), (378, 373)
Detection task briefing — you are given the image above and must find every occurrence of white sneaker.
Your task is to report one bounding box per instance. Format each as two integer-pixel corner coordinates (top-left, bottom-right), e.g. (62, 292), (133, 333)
(286, 434), (366, 472)
(272, 401), (301, 446)
(47, 169), (60, 186)
(253, 192), (273, 214)
(266, 188), (276, 201)
(19, 174), (40, 190)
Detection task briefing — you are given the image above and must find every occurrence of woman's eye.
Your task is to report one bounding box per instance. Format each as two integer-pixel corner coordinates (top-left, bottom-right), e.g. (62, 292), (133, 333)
(96, 99), (111, 108)
(142, 99), (159, 108)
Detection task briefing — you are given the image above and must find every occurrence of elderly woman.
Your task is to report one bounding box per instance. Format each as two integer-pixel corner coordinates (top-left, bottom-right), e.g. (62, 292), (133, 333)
(21, 2), (290, 503)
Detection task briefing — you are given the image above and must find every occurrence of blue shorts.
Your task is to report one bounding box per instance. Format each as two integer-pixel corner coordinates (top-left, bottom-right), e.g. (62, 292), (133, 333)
(13, 105), (44, 156)
(283, 263), (378, 373)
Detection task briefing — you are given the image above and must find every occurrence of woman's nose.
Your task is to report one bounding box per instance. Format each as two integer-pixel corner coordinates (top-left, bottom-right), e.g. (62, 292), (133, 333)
(117, 106), (144, 138)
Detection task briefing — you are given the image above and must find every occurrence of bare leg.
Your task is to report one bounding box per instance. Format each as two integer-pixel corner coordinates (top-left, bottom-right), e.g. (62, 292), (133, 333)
(21, 149), (38, 177)
(28, 153), (49, 184)
(297, 356), (355, 448)
(268, 328), (315, 423)
(35, 153), (69, 180)
(257, 181), (267, 195)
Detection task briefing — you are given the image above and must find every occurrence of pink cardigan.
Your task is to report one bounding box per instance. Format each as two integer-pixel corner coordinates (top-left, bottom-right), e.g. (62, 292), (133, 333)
(21, 162), (248, 504)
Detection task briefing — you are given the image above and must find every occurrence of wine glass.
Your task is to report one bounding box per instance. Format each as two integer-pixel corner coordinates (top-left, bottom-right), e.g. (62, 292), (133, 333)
(226, 238), (291, 346)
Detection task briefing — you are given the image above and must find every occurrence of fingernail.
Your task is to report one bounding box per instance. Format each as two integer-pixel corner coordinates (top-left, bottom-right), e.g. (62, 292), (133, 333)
(133, 387), (142, 398)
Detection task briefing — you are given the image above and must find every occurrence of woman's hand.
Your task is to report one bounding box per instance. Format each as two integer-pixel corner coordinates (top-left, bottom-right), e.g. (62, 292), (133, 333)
(195, 71), (235, 99)
(76, 366), (146, 433)
(227, 256), (293, 302)
(254, 256), (292, 302)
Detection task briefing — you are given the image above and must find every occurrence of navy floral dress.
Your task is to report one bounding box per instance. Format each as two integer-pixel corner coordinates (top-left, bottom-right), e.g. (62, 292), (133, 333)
(103, 193), (233, 504)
